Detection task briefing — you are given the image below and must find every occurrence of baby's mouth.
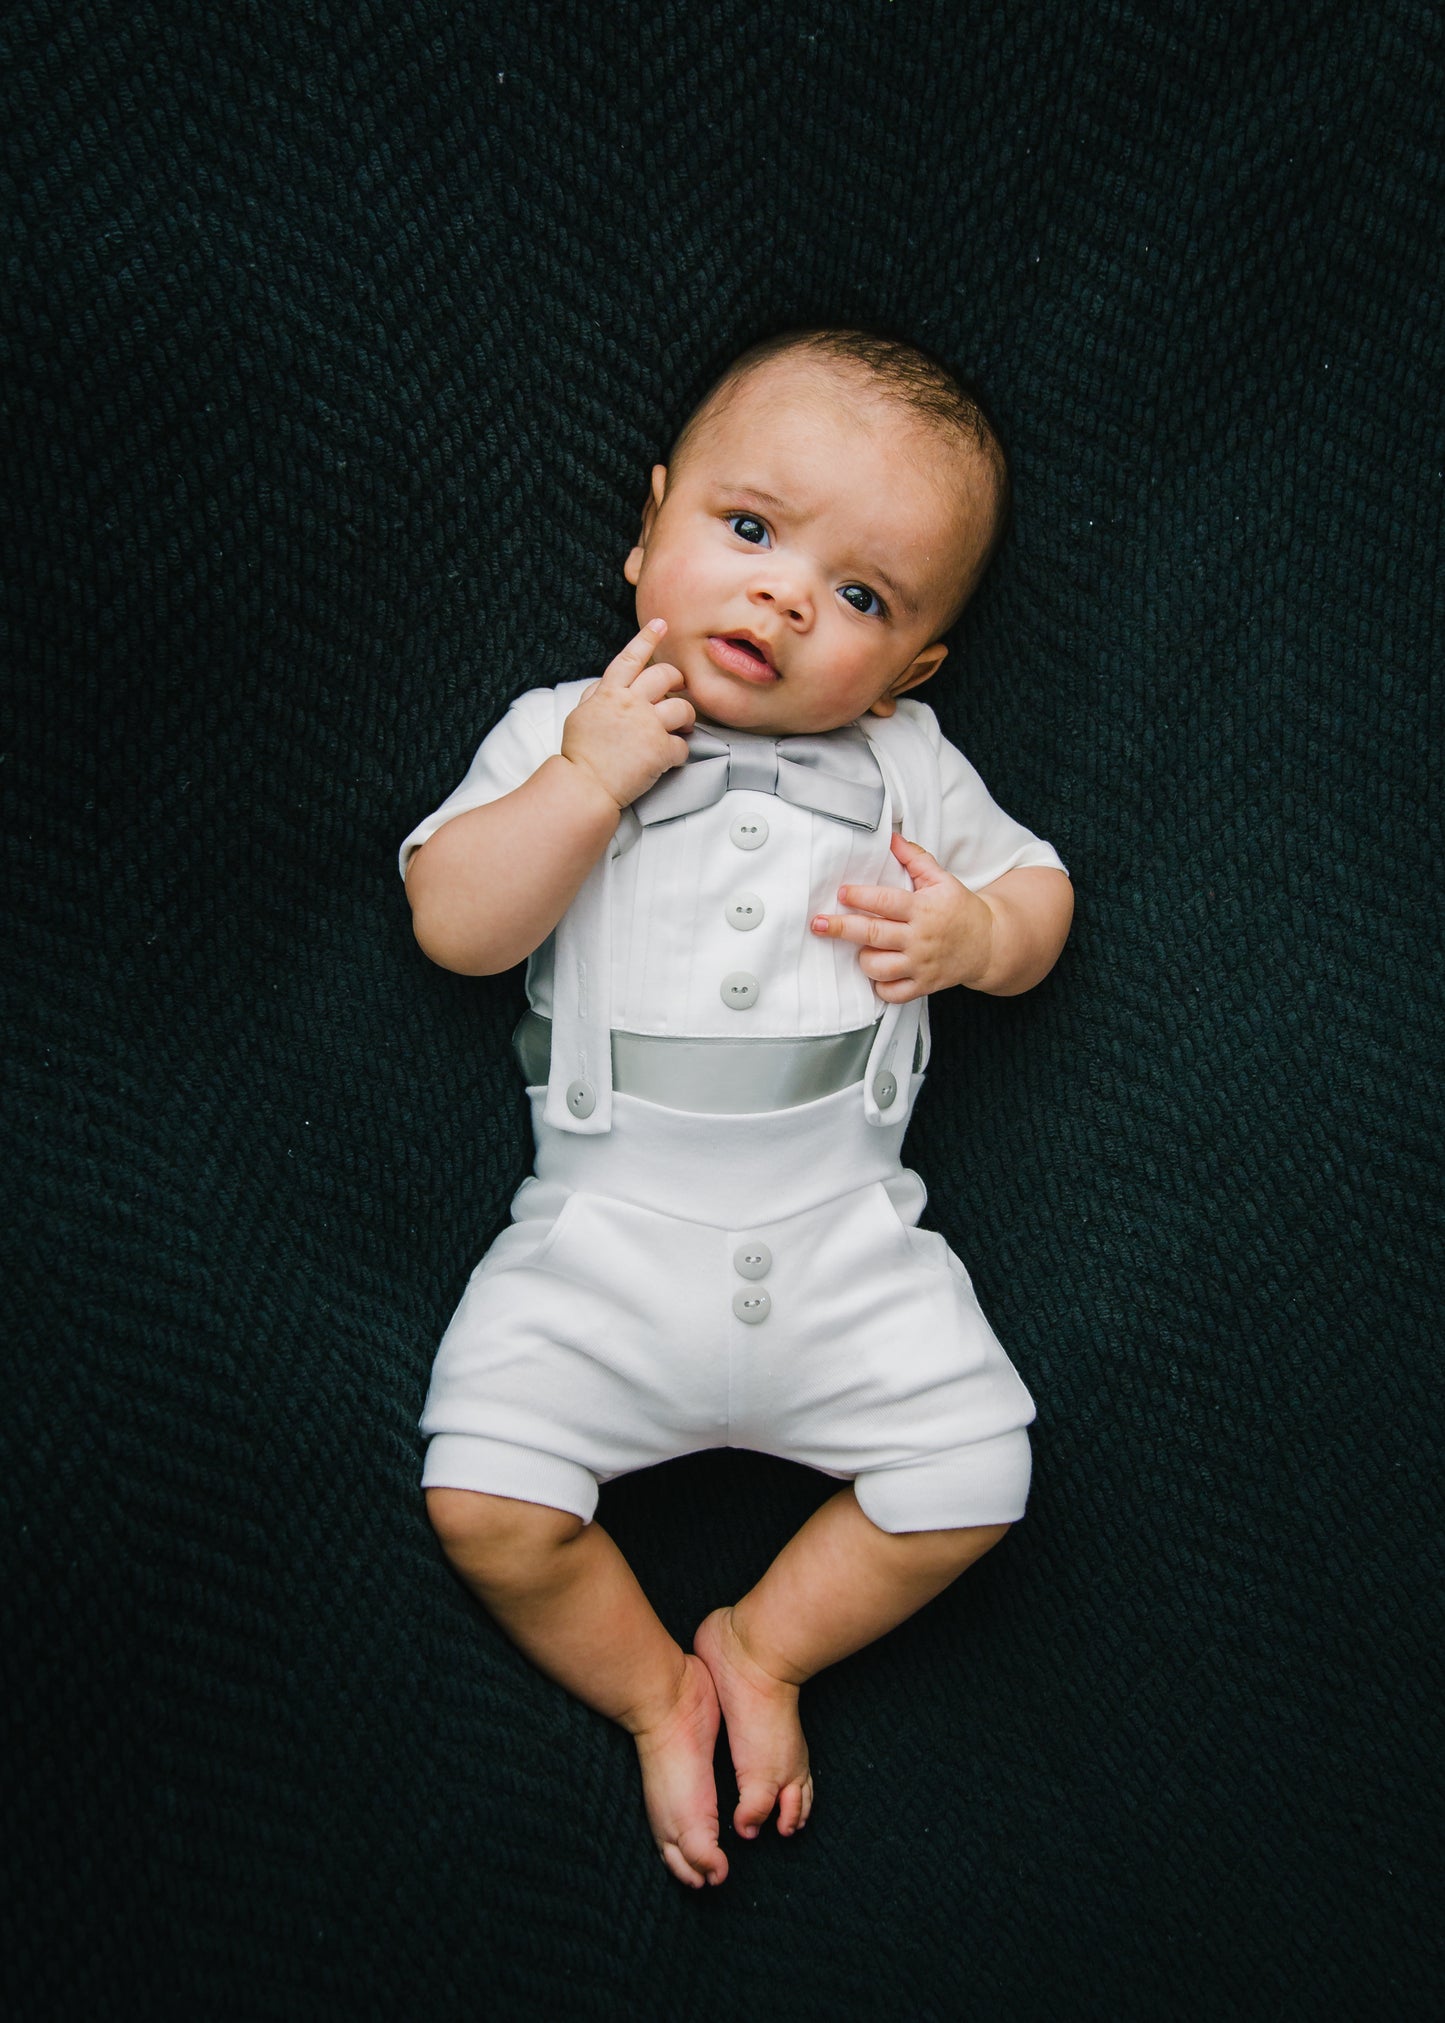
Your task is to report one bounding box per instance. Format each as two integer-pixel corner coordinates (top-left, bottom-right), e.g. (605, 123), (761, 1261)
(706, 635), (781, 683)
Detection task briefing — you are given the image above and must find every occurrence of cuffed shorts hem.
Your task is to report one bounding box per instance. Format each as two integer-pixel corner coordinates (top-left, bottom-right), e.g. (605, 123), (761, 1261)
(421, 1433), (600, 1526)
(852, 1427), (1032, 1533)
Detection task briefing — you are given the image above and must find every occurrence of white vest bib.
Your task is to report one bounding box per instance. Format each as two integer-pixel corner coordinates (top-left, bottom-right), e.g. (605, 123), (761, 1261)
(542, 685), (942, 1136)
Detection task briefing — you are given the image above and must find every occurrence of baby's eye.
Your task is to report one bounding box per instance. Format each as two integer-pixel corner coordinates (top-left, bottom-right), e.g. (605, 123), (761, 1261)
(725, 512), (770, 546)
(840, 584), (884, 617)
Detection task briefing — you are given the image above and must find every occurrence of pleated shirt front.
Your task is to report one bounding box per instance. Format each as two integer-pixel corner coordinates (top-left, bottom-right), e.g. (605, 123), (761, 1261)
(399, 684), (1067, 1041)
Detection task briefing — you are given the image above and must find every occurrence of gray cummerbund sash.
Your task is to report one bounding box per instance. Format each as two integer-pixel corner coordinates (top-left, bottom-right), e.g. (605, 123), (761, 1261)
(514, 1009), (877, 1114)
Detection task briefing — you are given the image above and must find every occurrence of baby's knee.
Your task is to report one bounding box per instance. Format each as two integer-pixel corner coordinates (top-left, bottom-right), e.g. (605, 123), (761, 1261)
(884, 1515), (1011, 1579)
(426, 1485), (585, 1581)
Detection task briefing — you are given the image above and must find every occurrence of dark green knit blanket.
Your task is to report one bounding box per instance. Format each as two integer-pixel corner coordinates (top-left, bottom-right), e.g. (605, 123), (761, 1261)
(3, 2), (1440, 2017)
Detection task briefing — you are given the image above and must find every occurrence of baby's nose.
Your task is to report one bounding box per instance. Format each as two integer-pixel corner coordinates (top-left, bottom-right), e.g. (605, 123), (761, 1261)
(751, 576), (810, 623)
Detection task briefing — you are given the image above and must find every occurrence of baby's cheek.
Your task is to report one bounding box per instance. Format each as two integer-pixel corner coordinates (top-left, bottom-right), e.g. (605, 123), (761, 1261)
(643, 550), (705, 613)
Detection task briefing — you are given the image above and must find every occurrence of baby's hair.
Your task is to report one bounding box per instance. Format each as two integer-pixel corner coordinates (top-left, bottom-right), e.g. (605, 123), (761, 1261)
(667, 325), (1013, 629)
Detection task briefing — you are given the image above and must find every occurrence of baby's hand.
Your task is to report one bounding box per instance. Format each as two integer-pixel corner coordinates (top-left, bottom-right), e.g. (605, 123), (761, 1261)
(810, 833), (994, 1001)
(561, 619), (695, 811)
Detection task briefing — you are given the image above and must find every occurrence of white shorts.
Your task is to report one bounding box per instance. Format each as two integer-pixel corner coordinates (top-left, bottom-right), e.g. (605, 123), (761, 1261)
(419, 1078), (1037, 1533)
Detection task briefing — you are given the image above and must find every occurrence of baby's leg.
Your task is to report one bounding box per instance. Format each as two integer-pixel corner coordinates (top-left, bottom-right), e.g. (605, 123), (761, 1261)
(695, 1487), (1008, 1840)
(427, 1488), (728, 1888)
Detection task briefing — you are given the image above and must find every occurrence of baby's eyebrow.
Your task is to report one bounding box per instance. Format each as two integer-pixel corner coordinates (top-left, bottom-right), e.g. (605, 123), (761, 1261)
(722, 482), (919, 617)
(864, 565), (918, 619)
(726, 483), (788, 511)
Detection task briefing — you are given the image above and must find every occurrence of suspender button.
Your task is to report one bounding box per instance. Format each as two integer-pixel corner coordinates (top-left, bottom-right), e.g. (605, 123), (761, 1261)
(565, 1079), (596, 1118)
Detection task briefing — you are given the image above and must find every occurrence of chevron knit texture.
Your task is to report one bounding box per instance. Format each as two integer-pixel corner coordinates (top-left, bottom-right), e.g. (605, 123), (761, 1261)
(3, 3), (1441, 2018)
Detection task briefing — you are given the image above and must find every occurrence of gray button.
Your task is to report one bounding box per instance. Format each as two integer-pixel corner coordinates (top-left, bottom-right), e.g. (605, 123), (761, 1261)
(733, 1241), (772, 1280)
(872, 1070), (898, 1108)
(729, 813), (769, 850)
(565, 1079), (596, 1118)
(720, 971), (760, 1011)
(732, 1287), (772, 1324)
(725, 891), (764, 932)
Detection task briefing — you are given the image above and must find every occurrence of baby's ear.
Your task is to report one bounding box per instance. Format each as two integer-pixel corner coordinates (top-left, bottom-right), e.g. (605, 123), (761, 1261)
(624, 464), (669, 585)
(880, 640), (948, 707)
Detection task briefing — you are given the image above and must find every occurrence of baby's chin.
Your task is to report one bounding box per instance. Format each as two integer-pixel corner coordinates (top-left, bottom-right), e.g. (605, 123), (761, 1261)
(680, 675), (854, 739)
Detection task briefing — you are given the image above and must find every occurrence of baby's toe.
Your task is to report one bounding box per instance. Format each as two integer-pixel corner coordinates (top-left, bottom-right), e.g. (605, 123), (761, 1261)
(660, 1842), (706, 1889)
(673, 1826), (728, 1887)
(778, 1773), (814, 1835)
(734, 1778), (780, 1840)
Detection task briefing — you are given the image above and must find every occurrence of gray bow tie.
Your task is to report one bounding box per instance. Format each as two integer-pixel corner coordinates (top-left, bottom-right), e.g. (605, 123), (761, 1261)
(633, 720), (885, 830)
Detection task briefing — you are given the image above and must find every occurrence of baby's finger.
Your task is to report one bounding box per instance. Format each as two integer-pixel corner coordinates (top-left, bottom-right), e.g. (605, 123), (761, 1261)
(891, 832), (948, 884)
(598, 618), (668, 688)
(810, 911), (908, 950)
(630, 657), (687, 702)
(857, 948), (913, 983)
(654, 694), (696, 734)
(833, 882), (914, 922)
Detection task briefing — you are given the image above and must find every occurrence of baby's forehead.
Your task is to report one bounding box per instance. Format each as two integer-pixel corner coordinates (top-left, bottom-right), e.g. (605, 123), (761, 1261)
(696, 365), (988, 527)
(694, 359), (978, 492)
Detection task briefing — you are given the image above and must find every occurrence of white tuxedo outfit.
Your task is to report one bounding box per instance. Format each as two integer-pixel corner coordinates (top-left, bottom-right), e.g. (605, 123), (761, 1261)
(400, 681), (1067, 1533)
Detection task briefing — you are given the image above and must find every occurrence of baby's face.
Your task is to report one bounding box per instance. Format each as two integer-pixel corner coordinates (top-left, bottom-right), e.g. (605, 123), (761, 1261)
(623, 356), (996, 736)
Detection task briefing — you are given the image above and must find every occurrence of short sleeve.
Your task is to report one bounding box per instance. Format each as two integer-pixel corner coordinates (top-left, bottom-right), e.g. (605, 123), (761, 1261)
(397, 687), (562, 879)
(934, 728), (1069, 891)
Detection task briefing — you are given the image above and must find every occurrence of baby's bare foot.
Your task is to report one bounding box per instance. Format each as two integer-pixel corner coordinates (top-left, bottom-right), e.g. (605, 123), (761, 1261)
(630, 1652), (729, 1889)
(694, 1606), (813, 1841)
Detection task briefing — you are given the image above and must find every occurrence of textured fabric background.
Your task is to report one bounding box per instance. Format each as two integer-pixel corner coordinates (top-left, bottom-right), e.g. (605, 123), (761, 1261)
(3, 2), (1441, 2017)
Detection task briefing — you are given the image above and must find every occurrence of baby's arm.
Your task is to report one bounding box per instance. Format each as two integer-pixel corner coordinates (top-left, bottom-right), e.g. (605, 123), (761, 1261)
(406, 620), (693, 975)
(811, 833), (1073, 1000)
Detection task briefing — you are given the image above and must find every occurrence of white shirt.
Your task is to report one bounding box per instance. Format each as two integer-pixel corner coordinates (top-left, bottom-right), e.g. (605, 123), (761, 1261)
(400, 685), (1066, 1040)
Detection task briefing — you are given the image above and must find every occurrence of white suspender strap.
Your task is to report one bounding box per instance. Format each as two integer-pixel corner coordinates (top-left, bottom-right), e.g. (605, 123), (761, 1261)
(861, 706), (943, 1127)
(542, 683), (615, 1133)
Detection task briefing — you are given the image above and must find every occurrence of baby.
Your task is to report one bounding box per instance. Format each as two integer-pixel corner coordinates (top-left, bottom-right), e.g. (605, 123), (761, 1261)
(401, 329), (1073, 1889)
